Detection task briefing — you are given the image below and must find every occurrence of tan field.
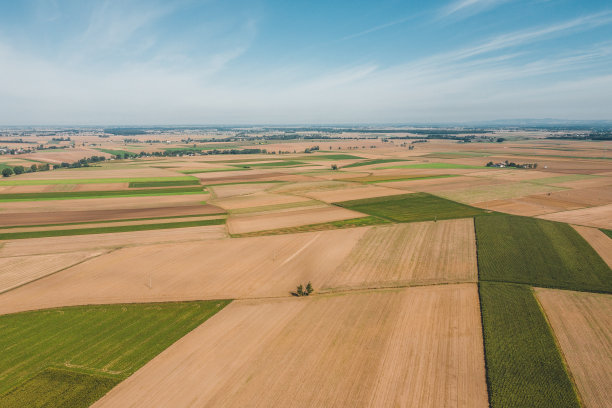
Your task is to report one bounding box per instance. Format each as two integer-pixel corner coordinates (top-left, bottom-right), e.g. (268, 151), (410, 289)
(324, 219), (478, 290)
(536, 288), (612, 408)
(211, 192), (309, 210)
(0, 204), (222, 226)
(572, 225), (612, 268)
(0, 225), (227, 258)
(299, 184), (407, 202)
(209, 182), (282, 198)
(0, 250), (105, 293)
(538, 203), (612, 229)
(227, 205), (364, 234)
(6, 167), (179, 180)
(0, 182), (131, 193)
(94, 284), (488, 408)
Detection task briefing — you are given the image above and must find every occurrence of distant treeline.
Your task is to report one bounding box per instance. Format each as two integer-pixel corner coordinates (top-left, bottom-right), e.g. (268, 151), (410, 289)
(110, 148), (268, 159)
(104, 128), (149, 136)
(2, 156), (106, 177)
(0, 139), (37, 144)
(354, 129), (489, 134)
(546, 133), (612, 141)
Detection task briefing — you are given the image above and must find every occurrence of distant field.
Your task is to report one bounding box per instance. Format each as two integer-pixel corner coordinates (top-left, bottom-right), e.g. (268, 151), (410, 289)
(342, 174), (456, 184)
(335, 193), (488, 223)
(229, 160), (306, 168)
(602, 229), (612, 239)
(0, 301), (230, 405)
(479, 283), (580, 408)
(341, 158), (409, 168)
(376, 162), (486, 169)
(475, 215), (611, 293)
(297, 154), (363, 160)
(231, 216), (388, 237)
(0, 186), (205, 202)
(94, 148), (136, 158)
(128, 179), (200, 188)
(0, 176), (197, 186)
(178, 168), (247, 174)
(0, 218), (225, 240)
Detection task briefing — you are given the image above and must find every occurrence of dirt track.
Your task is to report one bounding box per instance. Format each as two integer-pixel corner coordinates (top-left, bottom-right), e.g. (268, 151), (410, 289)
(94, 284), (488, 408)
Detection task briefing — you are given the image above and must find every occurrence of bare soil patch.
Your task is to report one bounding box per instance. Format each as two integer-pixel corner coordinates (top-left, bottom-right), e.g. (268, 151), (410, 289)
(536, 288), (612, 408)
(94, 284), (488, 408)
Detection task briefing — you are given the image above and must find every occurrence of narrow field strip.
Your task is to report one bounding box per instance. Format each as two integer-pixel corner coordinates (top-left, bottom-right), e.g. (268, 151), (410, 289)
(476, 215), (612, 293)
(0, 186), (206, 202)
(128, 180), (201, 188)
(341, 158), (410, 168)
(230, 216), (388, 237)
(0, 218), (225, 240)
(0, 176), (197, 186)
(479, 282), (580, 408)
(0, 301), (230, 406)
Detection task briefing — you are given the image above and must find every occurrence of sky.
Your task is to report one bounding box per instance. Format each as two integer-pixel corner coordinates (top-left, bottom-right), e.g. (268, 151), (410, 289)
(0, 0), (611, 125)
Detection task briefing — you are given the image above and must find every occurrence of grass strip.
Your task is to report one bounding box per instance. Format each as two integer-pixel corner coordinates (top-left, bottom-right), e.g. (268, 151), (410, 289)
(204, 180), (286, 187)
(479, 282), (581, 408)
(0, 186), (206, 202)
(376, 162), (486, 169)
(0, 218), (225, 240)
(178, 168), (248, 174)
(475, 215), (611, 293)
(0, 176), (198, 186)
(229, 160), (307, 168)
(0, 300), (230, 405)
(231, 216), (388, 237)
(335, 192), (489, 223)
(128, 180), (201, 188)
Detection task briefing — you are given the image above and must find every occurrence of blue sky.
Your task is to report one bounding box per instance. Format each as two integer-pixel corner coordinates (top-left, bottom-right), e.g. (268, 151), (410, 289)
(0, 0), (611, 124)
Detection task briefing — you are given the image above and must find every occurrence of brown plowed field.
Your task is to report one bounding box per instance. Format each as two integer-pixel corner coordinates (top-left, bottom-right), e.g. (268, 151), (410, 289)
(538, 204), (612, 229)
(0, 225), (227, 258)
(323, 219), (478, 290)
(0, 250), (104, 293)
(0, 204), (223, 227)
(572, 225), (612, 268)
(227, 205), (364, 234)
(0, 228), (366, 314)
(94, 284), (488, 408)
(0, 183), (131, 193)
(536, 288), (612, 408)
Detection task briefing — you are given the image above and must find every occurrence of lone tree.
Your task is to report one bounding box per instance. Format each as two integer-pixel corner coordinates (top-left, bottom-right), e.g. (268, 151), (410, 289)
(306, 282), (313, 295)
(2, 168), (13, 177)
(13, 165), (25, 175)
(296, 284), (304, 297)
(331, 164), (338, 170)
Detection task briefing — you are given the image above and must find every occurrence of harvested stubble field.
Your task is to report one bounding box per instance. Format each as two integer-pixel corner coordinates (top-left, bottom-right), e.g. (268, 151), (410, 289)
(226, 204), (364, 234)
(475, 215), (611, 293)
(0, 250), (104, 293)
(208, 182), (281, 198)
(298, 184), (407, 202)
(0, 225), (227, 258)
(479, 283), (580, 408)
(0, 186), (205, 202)
(434, 181), (567, 204)
(535, 288), (612, 408)
(335, 192), (488, 223)
(211, 191), (308, 210)
(94, 284), (488, 408)
(0, 301), (229, 406)
(572, 225), (612, 268)
(538, 203), (612, 229)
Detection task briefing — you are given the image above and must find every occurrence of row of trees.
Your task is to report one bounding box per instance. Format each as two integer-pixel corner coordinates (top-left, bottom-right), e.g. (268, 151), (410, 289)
(2, 155), (107, 178)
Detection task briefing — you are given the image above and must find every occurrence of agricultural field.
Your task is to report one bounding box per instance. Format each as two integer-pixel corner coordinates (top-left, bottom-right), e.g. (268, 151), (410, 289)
(475, 215), (611, 293)
(0, 131), (611, 407)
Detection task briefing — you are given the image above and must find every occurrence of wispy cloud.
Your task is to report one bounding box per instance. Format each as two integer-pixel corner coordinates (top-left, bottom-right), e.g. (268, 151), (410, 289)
(440, 0), (512, 19)
(341, 15), (415, 41)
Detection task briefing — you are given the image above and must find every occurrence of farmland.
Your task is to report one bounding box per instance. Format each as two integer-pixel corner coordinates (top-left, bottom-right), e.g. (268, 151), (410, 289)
(0, 301), (229, 405)
(0, 129), (611, 406)
(475, 215), (612, 292)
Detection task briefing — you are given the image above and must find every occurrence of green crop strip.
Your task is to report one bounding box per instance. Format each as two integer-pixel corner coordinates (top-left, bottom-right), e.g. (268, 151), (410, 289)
(601, 229), (612, 239)
(231, 216), (389, 237)
(128, 180), (201, 188)
(475, 215), (611, 293)
(479, 283), (580, 408)
(0, 301), (230, 407)
(0, 218), (225, 240)
(334, 193), (489, 223)
(341, 158), (410, 168)
(0, 186), (206, 202)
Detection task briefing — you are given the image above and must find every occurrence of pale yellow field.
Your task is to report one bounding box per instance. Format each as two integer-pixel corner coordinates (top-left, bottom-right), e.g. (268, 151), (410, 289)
(211, 192), (308, 210)
(227, 205), (364, 234)
(94, 284), (488, 408)
(323, 219), (478, 290)
(299, 184), (407, 202)
(0, 250), (104, 293)
(209, 182), (281, 198)
(538, 204), (612, 229)
(536, 288), (612, 408)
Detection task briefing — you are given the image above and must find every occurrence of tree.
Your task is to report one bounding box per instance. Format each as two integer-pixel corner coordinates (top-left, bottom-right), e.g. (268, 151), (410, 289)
(486, 161), (494, 167)
(331, 164), (338, 170)
(2, 168), (13, 177)
(13, 165), (25, 175)
(296, 284), (304, 296)
(306, 282), (313, 295)
(30, 164), (38, 172)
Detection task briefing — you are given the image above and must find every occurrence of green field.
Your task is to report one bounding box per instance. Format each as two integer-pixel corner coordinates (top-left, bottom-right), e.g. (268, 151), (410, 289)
(128, 179), (201, 188)
(602, 229), (612, 239)
(0, 218), (225, 240)
(0, 186), (205, 202)
(475, 215), (611, 293)
(231, 216), (389, 237)
(0, 368), (120, 408)
(341, 158), (409, 168)
(0, 301), (230, 405)
(334, 193), (488, 223)
(376, 162), (486, 169)
(479, 283), (580, 408)
(94, 148), (137, 158)
(0, 176), (197, 186)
